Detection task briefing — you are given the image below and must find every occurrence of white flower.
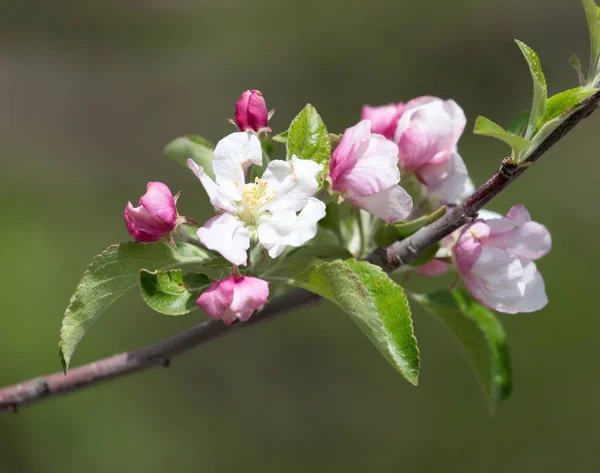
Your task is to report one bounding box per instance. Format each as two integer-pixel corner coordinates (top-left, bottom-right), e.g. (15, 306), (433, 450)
(188, 132), (326, 266)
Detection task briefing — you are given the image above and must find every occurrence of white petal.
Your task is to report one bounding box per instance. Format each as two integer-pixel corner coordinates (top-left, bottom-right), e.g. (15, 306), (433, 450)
(197, 213), (250, 266)
(262, 156), (321, 213)
(278, 197), (326, 248)
(187, 159), (237, 214)
(511, 261), (548, 313)
(418, 152), (469, 204)
(478, 209), (504, 221)
(464, 247), (525, 312)
(213, 132), (262, 200)
(257, 209), (298, 258)
(258, 198), (326, 258)
(349, 185), (413, 224)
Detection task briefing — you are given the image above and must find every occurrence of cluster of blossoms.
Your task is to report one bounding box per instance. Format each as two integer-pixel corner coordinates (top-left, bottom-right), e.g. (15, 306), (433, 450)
(124, 90), (551, 324)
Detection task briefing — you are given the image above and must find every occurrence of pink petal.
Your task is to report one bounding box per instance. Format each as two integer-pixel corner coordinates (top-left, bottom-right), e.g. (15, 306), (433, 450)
(361, 102), (404, 140)
(417, 260), (448, 277)
(139, 182), (177, 226)
(348, 184), (413, 224)
(230, 276), (270, 322)
(196, 278), (236, 320)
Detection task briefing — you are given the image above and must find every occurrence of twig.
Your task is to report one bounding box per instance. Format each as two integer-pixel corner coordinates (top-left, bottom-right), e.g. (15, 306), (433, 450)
(1, 90), (598, 414)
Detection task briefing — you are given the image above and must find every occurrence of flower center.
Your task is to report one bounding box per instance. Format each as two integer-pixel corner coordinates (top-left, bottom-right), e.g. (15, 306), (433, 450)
(238, 177), (276, 224)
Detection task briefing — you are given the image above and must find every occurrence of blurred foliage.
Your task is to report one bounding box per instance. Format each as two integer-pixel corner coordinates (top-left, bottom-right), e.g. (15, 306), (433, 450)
(1, 0), (600, 472)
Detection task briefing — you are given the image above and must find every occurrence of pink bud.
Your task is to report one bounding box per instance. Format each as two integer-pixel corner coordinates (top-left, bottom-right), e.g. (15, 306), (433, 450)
(234, 89), (269, 132)
(329, 120), (412, 223)
(196, 276), (269, 325)
(361, 102), (405, 140)
(452, 205), (551, 314)
(124, 182), (178, 243)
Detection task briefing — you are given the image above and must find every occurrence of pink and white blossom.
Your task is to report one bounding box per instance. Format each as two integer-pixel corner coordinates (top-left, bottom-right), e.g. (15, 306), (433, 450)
(394, 97), (468, 204)
(124, 182), (179, 243)
(234, 90), (269, 132)
(188, 132), (326, 265)
(196, 276), (269, 325)
(452, 205), (551, 314)
(329, 120), (413, 223)
(361, 102), (405, 140)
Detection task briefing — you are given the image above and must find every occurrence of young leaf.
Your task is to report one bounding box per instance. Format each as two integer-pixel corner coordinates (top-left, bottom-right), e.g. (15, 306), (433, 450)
(570, 53), (585, 85)
(286, 104), (331, 180)
(291, 260), (419, 385)
(375, 206), (447, 247)
(272, 130), (288, 143)
(473, 116), (531, 153)
(507, 111), (530, 137)
(413, 289), (511, 412)
(515, 40), (547, 139)
(165, 136), (215, 178)
(140, 270), (211, 316)
(583, 0), (600, 81)
(59, 242), (215, 372)
(542, 87), (597, 125)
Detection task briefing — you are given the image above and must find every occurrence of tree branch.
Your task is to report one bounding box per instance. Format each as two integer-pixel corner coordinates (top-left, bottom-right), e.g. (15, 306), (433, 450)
(2, 91), (598, 414)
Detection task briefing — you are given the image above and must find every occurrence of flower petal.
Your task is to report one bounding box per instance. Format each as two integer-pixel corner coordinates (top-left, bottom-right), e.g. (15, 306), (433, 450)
(187, 159), (237, 214)
(270, 198), (326, 257)
(348, 184), (413, 224)
(257, 209), (298, 258)
(230, 276), (270, 321)
(139, 182), (177, 225)
(197, 213), (250, 266)
(196, 278), (235, 320)
(262, 156), (321, 213)
(213, 132), (262, 200)
(417, 260), (448, 277)
(510, 261), (548, 313)
(343, 135), (400, 197)
(361, 102), (404, 140)
(418, 152), (469, 204)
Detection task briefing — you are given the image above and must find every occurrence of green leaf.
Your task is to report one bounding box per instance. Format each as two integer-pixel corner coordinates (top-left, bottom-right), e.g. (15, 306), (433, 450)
(291, 260), (419, 385)
(507, 111), (530, 137)
(473, 116), (531, 153)
(286, 104), (331, 181)
(515, 40), (547, 139)
(570, 53), (585, 85)
(272, 130), (288, 143)
(413, 289), (511, 412)
(59, 242), (216, 372)
(165, 136), (215, 179)
(376, 206), (447, 247)
(140, 270), (211, 316)
(583, 0), (600, 81)
(542, 86), (597, 125)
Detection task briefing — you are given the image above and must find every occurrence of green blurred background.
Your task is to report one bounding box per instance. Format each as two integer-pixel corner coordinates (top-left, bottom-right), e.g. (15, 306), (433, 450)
(1, 0), (599, 471)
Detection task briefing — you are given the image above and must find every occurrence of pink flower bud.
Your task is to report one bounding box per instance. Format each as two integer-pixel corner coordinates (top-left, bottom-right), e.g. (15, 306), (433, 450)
(234, 89), (269, 132)
(196, 276), (269, 325)
(329, 120), (412, 223)
(452, 205), (551, 314)
(124, 182), (178, 243)
(361, 102), (405, 140)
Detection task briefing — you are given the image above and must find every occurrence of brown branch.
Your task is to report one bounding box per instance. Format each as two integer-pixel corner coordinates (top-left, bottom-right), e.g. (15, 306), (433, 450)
(1, 90), (598, 414)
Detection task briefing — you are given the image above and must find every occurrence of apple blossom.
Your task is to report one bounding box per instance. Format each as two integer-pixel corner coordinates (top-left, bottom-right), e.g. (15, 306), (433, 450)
(124, 182), (179, 243)
(329, 120), (413, 224)
(394, 97), (469, 204)
(234, 90), (269, 132)
(452, 205), (551, 314)
(188, 131), (326, 265)
(196, 276), (269, 325)
(361, 101), (405, 139)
